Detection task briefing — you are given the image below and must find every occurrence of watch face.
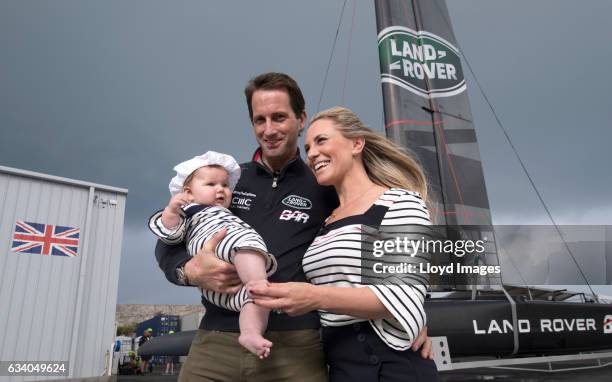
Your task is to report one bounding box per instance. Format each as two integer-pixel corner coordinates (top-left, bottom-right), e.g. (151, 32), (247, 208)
(176, 267), (186, 284)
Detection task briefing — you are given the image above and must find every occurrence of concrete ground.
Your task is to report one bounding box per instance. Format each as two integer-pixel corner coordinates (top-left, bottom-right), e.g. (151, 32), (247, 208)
(114, 366), (612, 381)
(440, 363), (612, 381)
(110, 361), (612, 382)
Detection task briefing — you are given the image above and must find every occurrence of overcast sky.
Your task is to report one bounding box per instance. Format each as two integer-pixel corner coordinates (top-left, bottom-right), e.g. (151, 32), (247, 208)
(1, 1), (610, 304)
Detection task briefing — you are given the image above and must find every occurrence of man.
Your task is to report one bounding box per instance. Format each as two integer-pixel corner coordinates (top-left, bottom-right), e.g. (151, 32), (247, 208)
(138, 328), (153, 374)
(156, 72), (432, 381)
(119, 351), (141, 375)
(163, 331), (178, 375)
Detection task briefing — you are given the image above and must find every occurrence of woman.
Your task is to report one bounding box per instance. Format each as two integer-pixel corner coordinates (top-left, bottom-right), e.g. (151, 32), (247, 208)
(251, 106), (438, 381)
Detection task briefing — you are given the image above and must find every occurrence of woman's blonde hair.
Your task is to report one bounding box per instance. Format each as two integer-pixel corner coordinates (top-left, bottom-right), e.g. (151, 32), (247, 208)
(310, 106), (429, 204)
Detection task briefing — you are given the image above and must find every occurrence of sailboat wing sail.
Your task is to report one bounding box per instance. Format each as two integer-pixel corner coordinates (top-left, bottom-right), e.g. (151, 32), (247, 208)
(375, 0), (491, 225)
(375, 0), (501, 289)
(374, 0), (612, 359)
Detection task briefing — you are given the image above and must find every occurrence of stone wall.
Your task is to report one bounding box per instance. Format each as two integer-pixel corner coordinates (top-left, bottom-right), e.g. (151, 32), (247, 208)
(116, 304), (204, 327)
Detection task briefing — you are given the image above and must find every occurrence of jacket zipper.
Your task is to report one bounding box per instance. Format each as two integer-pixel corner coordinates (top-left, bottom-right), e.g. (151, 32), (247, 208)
(272, 171), (280, 188)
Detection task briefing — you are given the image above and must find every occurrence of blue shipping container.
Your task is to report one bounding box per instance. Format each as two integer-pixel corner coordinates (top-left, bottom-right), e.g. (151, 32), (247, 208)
(136, 315), (180, 337)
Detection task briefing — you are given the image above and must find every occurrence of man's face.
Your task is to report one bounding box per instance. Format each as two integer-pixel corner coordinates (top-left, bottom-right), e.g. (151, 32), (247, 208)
(250, 89), (305, 170)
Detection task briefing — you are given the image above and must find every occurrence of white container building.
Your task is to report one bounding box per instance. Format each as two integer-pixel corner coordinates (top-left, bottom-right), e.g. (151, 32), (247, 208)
(0, 165), (127, 380)
(178, 311), (205, 332)
(178, 310), (205, 363)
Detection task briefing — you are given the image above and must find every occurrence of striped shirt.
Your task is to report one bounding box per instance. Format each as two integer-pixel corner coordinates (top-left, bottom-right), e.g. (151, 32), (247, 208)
(303, 188), (430, 351)
(149, 203), (277, 311)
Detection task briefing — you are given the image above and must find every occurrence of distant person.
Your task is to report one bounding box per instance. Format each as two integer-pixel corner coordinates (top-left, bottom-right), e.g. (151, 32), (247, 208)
(138, 328), (153, 374)
(149, 151), (277, 358)
(119, 351), (141, 375)
(163, 331), (179, 375)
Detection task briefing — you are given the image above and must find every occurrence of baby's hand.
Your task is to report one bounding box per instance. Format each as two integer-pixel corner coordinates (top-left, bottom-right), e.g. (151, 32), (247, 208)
(167, 192), (194, 213)
(161, 193), (193, 229)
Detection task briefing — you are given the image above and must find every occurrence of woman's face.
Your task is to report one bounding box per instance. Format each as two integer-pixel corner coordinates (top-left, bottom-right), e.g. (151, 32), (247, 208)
(305, 118), (358, 186)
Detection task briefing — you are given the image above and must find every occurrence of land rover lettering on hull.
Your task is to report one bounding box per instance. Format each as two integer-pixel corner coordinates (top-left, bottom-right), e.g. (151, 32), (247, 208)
(378, 26), (466, 99)
(473, 318), (598, 335)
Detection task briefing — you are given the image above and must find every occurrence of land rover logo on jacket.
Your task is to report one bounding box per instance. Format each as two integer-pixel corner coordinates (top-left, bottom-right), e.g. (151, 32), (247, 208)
(378, 26), (466, 99)
(282, 195), (312, 210)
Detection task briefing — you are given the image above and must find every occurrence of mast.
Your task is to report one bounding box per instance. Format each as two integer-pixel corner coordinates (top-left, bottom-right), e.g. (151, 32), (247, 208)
(374, 0), (500, 290)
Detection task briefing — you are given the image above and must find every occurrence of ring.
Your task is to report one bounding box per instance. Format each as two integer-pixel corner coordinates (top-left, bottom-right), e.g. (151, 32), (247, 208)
(274, 308), (284, 314)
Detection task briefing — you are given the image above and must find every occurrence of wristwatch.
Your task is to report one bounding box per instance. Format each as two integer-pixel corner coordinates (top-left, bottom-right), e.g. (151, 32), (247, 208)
(176, 264), (190, 286)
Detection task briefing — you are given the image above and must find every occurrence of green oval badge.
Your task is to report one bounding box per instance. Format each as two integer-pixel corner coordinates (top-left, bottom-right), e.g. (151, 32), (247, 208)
(378, 26), (466, 98)
(282, 195), (312, 210)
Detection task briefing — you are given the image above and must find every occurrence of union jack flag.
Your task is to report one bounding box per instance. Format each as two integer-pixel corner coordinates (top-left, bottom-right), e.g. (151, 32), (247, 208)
(11, 221), (80, 257)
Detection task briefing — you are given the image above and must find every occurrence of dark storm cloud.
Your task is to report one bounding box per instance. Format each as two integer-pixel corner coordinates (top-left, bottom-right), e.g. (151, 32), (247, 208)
(0, 1), (610, 303)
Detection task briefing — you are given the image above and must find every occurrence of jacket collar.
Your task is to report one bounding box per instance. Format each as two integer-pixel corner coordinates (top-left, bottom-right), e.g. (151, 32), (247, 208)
(252, 147), (302, 174)
(251, 147), (305, 177)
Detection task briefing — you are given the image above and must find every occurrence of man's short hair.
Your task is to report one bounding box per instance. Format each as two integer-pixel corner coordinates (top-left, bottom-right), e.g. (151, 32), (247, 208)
(244, 72), (305, 121)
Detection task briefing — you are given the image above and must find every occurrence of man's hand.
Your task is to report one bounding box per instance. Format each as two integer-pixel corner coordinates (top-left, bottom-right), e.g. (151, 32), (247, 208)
(411, 325), (434, 360)
(183, 229), (241, 293)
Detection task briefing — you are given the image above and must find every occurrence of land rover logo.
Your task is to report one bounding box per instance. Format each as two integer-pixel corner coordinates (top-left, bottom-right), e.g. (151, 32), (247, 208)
(378, 26), (466, 99)
(604, 315), (612, 334)
(282, 195), (312, 210)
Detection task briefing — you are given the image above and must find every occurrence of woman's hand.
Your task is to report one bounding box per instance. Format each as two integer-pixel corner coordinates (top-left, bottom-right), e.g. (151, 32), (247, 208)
(412, 325), (434, 360)
(250, 282), (320, 316)
(250, 282), (434, 360)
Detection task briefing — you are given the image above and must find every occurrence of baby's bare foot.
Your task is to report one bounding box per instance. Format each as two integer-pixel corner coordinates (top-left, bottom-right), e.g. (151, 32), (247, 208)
(239, 332), (273, 359)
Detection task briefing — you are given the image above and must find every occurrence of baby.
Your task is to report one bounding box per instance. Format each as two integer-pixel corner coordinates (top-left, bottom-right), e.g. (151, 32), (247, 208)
(149, 151), (276, 358)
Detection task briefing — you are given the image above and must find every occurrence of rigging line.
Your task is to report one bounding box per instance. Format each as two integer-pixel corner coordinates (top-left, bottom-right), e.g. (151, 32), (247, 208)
(421, 106), (473, 123)
(498, 239), (529, 290)
(431, 1), (598, 300)
(411, 0), (470, 224)
(317, 0), (349, 113)
(341, 0), (357, 105)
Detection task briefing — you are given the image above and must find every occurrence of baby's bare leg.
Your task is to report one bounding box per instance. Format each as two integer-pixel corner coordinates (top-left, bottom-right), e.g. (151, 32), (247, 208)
(233, 249), (268, 282)
(239, 303), (272, 358)
(234, 250), (272, 358)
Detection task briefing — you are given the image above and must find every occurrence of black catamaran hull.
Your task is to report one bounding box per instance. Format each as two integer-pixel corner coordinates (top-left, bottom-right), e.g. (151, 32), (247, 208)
(427, 300), (612, 356)
(138, 300), (612, 357)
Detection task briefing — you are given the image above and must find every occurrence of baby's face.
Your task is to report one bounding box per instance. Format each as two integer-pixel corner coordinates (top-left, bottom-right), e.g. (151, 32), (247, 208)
(185, 166), (232, 208)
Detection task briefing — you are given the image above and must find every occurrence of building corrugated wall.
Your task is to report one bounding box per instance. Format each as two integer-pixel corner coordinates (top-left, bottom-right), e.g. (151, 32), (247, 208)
(0, 165), (127, 380)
